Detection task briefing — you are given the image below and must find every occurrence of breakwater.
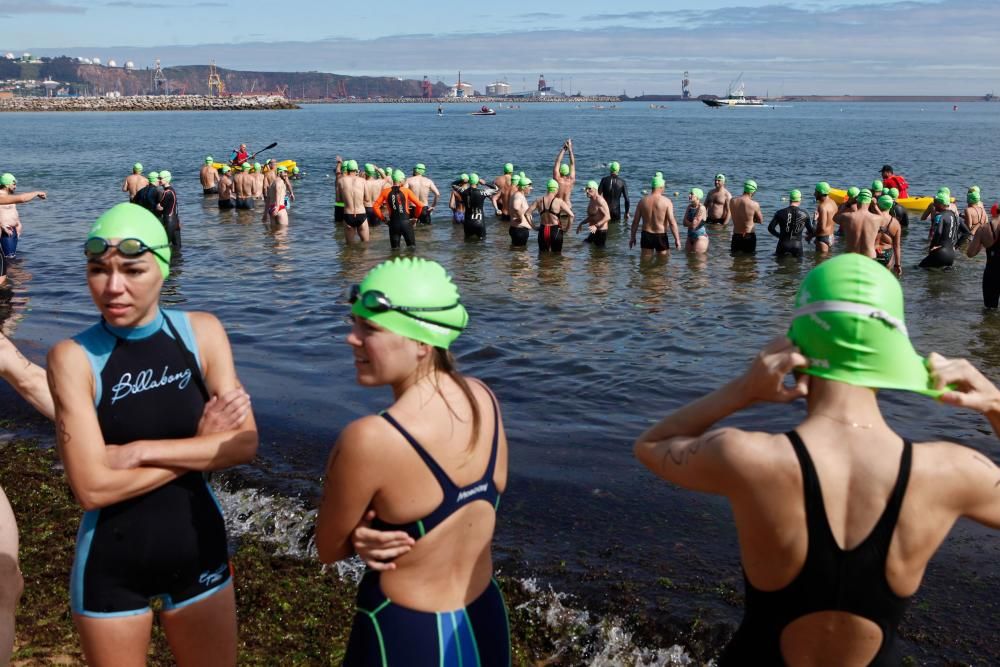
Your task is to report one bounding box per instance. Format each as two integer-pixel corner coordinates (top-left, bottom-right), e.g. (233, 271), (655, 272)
(0, 94), (299, 112)
(297, 95), (621, 104)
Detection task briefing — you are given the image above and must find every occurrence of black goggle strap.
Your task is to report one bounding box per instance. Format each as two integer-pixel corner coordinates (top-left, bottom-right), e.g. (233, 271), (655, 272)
(349, 286), (460, 313)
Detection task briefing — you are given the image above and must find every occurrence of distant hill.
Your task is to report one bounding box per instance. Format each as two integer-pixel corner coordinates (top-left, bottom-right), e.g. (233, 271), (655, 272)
(3, 58), (449, 99)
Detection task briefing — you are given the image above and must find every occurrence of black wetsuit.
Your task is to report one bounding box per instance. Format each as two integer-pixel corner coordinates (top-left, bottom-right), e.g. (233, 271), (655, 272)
(386, 186), (415, 249)
(460, 186), (488, 241)
(70, 311), (232, 618)
(133, 184), (157, 214)
(598, 174), (629, 222)
(719, 431), (913, 666)
(983, 220), (1000, 308)
(158, 186), (181, 248)
(768, 205), (809, 258)
(919, 210), (963, 269)
(890, 202), (909, 229)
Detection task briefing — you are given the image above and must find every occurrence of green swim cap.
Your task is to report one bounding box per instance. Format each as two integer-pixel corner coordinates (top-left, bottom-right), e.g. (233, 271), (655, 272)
(940, 187), (951, 195)
(158, 170), (172, 184)
(969, 185), (981, 194)
(469, 173), (480, 185)
(789, 254), (940, 398)
(510, 174), (520, 186)
(655, 172), (663, 179)
(148, 171), (160, 180)
(847, 186), (861, 199)
(347, 160), (359, 172)
(888, 187), (899, 199)
(254, 162), (262, 172)
(715, 173), (726, 183)
(609, 161), (620, 173)
(586, 180), (598, 191)
(559, 164), (570, 176)
(520, 177), (532, 188)
(293, 166), (300, 174)
(277, 165), (288, 173)
(415, 163), (426, 174)
(351, 258), (468, 349)
(205, 156), (213, 164)
(968, 190), (981, 204)
(872, 179), (884, 192)
(815, 182), (831, 195)
(87, 203), (171, 278)
(242, 163), (252, 171)
(857, 188), (873, 204)
(364, 163), (375, 175)
(651, 177), (665, 189)
(690, 187), (704, 200)
(935, 192), (949, 206)
(133, 162), (143, 173)
(392, 169), (405, 183)
(789, 189), (802, 202)
(743, 179), (757, 194)
(877, 194), (893, 211)
(459, 173), (469, 183)
(503, 163), (514, 174)
(546, 179), (559, 192)
(219, 166), (229, 174)
(0, 173), (14, 187)
(519, 171), (526, 179)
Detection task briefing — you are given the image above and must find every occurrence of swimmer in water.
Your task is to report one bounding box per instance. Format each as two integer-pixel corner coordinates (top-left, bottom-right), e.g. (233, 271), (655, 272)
(807, 182), (837, 254)
(0, 173), (46, 281)
(122, 163), (148, 202)
(373, 170), (423, 250)
(704, 173), (732, 225)
(459, 174), (498, 241)
(966, 194), (1000, 307)
(629, 175), (680, 257)
(531, 179), (574, 253)
(404, 164), (440, 225)
(874, 194), (903, 277)
(217, 167), (236, 209)
(508, 176), (533, 248)
(729, 180), (762, 255)
(919, 192), (967, 269)
(767, 189), (810, 259)
(835, 189), (879, 258)
(339, 161), (369, 243)
(492, 163), (515, 219)
(577, 180), (611, 248)
(598, 162), (630, 223)
(552, 139), (576, 204)
(684, 188), (709, 254)
(200, 157), (219, 196)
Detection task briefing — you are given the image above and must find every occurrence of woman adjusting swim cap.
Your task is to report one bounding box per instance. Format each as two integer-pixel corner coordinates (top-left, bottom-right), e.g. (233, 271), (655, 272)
(350, 258), (468, 349)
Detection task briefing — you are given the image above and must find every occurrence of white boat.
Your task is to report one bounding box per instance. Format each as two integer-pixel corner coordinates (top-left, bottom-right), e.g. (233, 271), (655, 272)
(703, 74), (765, 107)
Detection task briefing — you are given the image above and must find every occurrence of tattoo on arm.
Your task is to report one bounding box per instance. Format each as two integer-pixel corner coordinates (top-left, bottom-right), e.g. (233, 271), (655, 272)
(57, 418), (71, 445)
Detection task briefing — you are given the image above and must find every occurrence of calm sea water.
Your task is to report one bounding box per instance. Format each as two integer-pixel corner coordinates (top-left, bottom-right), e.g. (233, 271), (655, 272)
(4, 101), (1000, 661)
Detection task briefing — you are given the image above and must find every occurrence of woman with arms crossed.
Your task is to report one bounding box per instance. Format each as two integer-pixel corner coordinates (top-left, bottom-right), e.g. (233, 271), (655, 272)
(635, 254), (999, 666)
(46, 203), (257, 666)
(317, 258), (511, 666)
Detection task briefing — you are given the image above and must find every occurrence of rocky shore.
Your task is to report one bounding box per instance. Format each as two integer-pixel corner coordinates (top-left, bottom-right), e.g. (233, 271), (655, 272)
(0, 95), (299, 112)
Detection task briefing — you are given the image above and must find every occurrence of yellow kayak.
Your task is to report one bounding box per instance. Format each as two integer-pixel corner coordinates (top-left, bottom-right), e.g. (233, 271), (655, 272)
(828, 187), (943, 214)
(213, 159), (296, 172)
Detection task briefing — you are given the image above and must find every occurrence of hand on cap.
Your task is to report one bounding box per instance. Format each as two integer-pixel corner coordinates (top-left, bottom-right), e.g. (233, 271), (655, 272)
(741, 337), (809, 404)
(928, 352), (1000, 415)
(352, 509), (414, 570)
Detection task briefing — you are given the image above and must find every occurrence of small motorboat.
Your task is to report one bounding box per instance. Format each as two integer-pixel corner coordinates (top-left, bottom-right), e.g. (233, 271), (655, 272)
(471, 106), (496, 116)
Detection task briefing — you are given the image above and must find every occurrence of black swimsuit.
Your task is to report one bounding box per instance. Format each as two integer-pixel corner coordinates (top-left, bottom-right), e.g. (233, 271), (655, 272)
(70, 310), (232, 617)
(983, 220), (1000, 308)
(720, 431), (913, 666)
(537, 197), (563, 252)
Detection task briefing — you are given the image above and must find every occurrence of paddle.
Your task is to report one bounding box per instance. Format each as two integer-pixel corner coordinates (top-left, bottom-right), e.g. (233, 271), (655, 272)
(250, 142), (278, 160)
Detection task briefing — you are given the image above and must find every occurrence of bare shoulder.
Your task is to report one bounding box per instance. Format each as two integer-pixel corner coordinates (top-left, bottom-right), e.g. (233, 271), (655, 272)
(186, 311), (226, 336)
(47, 338), (86, 368)
(711, 428), (793, 465)
(332, 415), (398, 465)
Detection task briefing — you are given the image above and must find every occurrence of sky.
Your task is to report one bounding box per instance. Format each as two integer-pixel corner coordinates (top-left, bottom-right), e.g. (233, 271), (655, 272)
(4, 0), (1000, 96)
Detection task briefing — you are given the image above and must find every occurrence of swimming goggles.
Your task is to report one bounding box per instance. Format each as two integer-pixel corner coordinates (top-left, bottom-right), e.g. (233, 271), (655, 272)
(348, 285), (463, 330)
(84, 237), (169, 263)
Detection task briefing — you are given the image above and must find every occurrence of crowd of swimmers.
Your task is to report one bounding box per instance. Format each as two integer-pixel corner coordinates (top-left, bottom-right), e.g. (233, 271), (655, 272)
(0, 148), (995, 665)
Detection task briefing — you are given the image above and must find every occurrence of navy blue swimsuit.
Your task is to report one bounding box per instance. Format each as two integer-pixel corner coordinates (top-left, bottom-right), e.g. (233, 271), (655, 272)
(70, 310), (232, 617)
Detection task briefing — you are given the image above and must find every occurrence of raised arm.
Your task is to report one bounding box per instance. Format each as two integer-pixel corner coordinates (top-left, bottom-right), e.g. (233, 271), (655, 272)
(110, 312), (258, 472)
(567, 140), (576, 178)
(47, 340), (184, 511)
(553, 145), (566, 179)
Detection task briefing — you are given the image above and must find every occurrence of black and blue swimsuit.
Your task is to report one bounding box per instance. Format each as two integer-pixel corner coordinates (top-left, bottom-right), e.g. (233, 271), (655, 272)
(344, 390), (511, 666)
(70, 309), (232, 618)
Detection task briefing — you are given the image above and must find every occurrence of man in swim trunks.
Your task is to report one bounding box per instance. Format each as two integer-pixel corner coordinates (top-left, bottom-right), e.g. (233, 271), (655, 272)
(834, 189), (879, 258)
(373, 170), (423, 249)
(508, 176), (532, 247)
(629, 175), (679, 257)
(729, 179), (763, 255)
(265, 166), (291, 225)
(200, 157), (219, 195)
(217, 166), (236, 209)
(251, 163), (265, 201)
(807, 181), (837, 253)
(492, 163), (514, 218)
(704, 173), (732, 225)
(155, 171), (181, 248)
(599, 162), (630, 222)
(874, 194), (903, 276)
(767, 189), (810, 259)
(404, 164), (440, 225)
(0, 174), (45, 272)
(553, 139), (576, 204)
(263, 158), (278, 191)
(235, 163), (254, 209)
(122, 163), (148, 202)
(880, 164), (909, 199)
(684, 188), (709, 254)
(363, 164), (386, 226)
(340, 161), (369, 243)
(577, 181), (611, 248)
(450, 174), (470, 225)
(531, 179), (574, 253)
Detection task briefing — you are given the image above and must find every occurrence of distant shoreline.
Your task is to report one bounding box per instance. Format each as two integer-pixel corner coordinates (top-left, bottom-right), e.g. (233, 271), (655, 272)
(0, 94), (298, 112)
